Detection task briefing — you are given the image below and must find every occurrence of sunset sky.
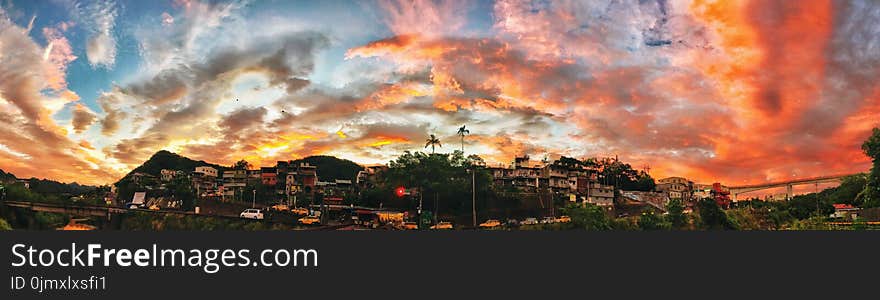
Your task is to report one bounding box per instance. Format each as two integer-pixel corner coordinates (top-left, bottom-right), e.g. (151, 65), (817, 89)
(0, 0), (878, 186)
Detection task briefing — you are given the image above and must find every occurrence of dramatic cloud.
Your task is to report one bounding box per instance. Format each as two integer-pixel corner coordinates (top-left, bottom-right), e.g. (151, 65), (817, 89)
(96, 91), (127, 136)
(104, 29), (330, 165)
(1, 0), (878, 187)
(71, 103), (96, 134)
(82, 0), (118, 68)
(0, 9), (121, 184)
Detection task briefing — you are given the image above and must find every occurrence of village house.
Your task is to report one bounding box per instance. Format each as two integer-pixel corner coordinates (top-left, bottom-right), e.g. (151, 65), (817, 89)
(488, 155), (616, 207)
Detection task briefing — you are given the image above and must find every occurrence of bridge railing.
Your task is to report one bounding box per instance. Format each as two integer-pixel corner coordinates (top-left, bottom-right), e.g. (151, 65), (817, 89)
(726, 173), (855, 190)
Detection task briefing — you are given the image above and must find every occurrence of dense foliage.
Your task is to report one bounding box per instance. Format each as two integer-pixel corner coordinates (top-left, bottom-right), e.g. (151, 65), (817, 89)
(375, 151), (494, 218)
(860, 128), (880, 208)
(561, 203), (612, 230)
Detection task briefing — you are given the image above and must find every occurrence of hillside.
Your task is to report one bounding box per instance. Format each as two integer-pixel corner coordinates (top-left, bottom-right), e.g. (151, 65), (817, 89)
(118, 150), (228, 182)
(291, 155), (364, 181)
(116, 151), (363, 184)
(0, 169), (16, 183)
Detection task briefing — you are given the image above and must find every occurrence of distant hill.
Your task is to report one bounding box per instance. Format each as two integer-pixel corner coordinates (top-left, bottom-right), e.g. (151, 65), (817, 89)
(0, 168), (98, 195)
(0, 169), (16, 183)
(116, 151), (363, 184)
(117, 150), (228, 184)
(291, 155), (364, 182)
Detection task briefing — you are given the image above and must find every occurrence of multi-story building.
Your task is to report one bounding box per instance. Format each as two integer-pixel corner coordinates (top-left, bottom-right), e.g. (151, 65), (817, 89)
(656, 177), (692, 201)
(194, 166), (218, 177)
(191, 166), (220, 197)
(222, 169), (248, 200)
(543, 163), (570, 193)
(583, 181), (615, 207)
(160, 169), (178, 182)
(129, 172), (157, 186)
(191, 172), (218, 197)
(357, 165), (387, 190)
(294, 163), (318, 190)
(692, 183), (713, 200)
(261, 167), (277, 186)
(488, 155), (616, 206)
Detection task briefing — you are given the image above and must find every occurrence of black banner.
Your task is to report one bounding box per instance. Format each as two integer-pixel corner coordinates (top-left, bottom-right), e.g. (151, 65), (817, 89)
(2, 231), (878, 299)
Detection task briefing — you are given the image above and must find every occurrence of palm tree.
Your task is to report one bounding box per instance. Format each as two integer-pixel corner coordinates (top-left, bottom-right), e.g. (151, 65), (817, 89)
(456, 125), (469, 153)
(425, 134), (441, 154)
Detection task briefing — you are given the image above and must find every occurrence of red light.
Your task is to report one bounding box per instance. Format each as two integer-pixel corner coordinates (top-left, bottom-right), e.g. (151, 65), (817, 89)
(395, 186), (406, 197)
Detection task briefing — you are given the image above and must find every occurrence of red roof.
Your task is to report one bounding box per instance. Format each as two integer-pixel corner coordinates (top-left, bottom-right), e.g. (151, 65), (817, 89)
(833, 204), (855, 210)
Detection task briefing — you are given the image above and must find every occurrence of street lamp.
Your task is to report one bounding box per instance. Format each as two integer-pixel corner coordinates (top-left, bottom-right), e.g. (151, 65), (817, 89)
(468, 169), (476, 228)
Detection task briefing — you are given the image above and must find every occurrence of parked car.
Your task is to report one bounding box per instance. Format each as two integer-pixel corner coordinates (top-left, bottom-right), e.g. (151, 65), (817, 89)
(479, 219), (502, 228)
(269, 204), (289, 211)
(240, 209), (264, 220)
(555, 215), (572, 223)
(299, 216), (321, 225)
(430, 221), (454, 230)
(123, 202), (143, 209)
(521, 218), (539, 225)
(402, 222), (419, 230)
(506, 219), (520, 227)
(540, 217), (556, 224)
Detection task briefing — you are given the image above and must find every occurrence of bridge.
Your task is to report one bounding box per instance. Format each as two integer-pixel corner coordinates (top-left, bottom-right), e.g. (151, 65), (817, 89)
(726, 174), (856, 201)
(2, 200), (227, 219)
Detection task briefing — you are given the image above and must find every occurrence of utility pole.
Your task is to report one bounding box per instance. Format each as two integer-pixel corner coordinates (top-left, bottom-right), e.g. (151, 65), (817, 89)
(472, 169), (476, 228)
(252, 189), (256, 208)
(815, 182), (820, 216)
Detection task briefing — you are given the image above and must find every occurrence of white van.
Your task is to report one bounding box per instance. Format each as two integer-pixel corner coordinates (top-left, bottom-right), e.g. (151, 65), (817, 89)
(239, 209), (264, 220)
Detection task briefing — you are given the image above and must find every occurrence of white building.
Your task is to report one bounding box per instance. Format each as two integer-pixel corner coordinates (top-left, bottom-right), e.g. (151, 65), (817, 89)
(194, 166), (218, 177)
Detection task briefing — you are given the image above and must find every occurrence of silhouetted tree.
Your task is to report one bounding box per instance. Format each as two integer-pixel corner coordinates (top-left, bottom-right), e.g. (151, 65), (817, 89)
(425, 134), (442, 154)
(456, 125), (469, 153)
(233, 159), (252, 170)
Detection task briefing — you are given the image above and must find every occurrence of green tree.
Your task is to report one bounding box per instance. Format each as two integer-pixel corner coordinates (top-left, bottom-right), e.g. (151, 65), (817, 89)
(789, 216), (831, 230)
(381, 151), (492, 216)
(638, 210), (669, 230)
(787, 193), (834, 219)
(859, 128), (880, 208)
(725, 208), (765, 230)
(826, 174), (867, 206)
(561, 203), (611, 230)
(696, 198), (735, 230)
(593, 157), (655, 191)
(665, 199), (688, 229)
(612, 217), (639, 230)
(170, 176), (196, 211)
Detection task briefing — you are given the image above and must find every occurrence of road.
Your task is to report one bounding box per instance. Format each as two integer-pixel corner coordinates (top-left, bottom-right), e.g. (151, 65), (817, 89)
(1, 200), (340, 230)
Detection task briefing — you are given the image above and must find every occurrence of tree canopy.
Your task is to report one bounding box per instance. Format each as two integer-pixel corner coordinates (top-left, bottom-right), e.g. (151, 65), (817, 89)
(859, 128), (880, 207)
